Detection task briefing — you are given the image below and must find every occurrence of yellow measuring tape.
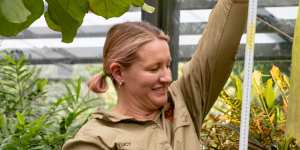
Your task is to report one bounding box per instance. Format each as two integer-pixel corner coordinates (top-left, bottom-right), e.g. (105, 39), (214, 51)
(246, 24), (256, 49)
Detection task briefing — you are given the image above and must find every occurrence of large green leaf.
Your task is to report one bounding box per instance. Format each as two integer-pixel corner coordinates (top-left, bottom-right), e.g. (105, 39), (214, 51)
(0, 0), (44, 36)
(44, 12), (61, 32)
(131, 0), (144, 7)
(45, 0), (89, 43)
(88, 0), (144, 19)
(0, 0), (30, 23)
(59, 0), (89, 22)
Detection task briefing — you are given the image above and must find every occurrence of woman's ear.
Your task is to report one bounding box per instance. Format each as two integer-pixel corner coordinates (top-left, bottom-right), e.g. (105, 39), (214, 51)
(109, 62), (124, 85)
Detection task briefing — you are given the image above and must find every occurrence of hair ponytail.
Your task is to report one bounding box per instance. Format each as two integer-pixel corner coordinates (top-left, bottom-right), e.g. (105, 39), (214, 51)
(87, 74), (108, 93)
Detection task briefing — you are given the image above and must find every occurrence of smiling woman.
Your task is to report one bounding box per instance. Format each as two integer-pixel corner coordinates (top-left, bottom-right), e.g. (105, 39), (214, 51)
(62, 0), (249, 149)
(115, 39), (172, 118)
(88, 22), (172, 120)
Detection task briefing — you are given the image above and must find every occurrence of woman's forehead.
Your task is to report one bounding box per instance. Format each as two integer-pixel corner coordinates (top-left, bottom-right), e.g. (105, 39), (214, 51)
(137, 39), (171, 59)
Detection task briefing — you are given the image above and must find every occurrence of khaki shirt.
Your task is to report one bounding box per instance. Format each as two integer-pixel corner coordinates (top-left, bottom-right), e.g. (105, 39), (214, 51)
(63, 0), (248, 149)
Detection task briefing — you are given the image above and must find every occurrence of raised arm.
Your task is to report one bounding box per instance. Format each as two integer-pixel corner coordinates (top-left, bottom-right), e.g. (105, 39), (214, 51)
(170, 0), (248, 132)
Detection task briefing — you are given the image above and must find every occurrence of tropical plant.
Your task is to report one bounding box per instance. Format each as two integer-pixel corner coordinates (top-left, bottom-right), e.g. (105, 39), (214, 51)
(200, 65), (297, 149)
(0, 52), (102, 149)
(0, 0), (154, 43)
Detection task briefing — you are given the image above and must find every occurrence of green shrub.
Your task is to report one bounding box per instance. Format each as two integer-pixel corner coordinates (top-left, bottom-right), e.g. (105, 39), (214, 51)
(0, 52), (101, 149)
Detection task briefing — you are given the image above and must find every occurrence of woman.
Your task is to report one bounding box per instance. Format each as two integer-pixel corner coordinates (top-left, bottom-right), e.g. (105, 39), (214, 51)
(63, 0), (248, 149)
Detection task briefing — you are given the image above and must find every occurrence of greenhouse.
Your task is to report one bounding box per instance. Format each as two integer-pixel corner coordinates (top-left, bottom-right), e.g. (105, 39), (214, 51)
(0, 0), (299, 149)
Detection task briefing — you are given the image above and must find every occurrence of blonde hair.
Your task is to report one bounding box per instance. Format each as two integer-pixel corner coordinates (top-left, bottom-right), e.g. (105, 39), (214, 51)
(88, 21), (170, 93)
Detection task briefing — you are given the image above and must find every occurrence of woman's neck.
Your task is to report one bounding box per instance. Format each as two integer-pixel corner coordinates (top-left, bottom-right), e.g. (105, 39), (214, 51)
(112, 98), (160, 121)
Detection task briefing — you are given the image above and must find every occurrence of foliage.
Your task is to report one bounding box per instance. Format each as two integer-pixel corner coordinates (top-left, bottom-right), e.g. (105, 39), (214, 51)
(200, 65), (297, 149)
(0, 52), (101, 149)
(0, 0), (154, 43)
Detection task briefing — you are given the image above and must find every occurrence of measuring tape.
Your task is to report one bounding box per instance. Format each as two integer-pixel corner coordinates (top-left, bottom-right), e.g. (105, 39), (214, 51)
(239, 0), (258, 149)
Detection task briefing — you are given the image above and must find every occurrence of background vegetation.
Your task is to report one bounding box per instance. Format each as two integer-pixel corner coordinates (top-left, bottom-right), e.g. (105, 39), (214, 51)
(0, 52), (103, 149)
(200, 65), (296, 149)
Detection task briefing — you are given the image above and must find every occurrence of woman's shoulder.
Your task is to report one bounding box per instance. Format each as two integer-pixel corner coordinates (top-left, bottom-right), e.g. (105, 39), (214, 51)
(75, 111), (125, 139)
(62, 114), (121, 150)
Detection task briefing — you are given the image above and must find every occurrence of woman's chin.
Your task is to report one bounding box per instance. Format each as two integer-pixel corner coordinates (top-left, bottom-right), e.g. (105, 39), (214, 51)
(152, 96), (168, 108)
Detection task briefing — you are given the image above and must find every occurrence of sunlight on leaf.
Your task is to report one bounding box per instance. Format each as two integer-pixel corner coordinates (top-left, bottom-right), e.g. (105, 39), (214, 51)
(0, 0), (30, 23)
(253, 70), (263, 95)
(270, 65), (289, 92)
(0, 0), (44, 36)
(88, 0), (144, 19)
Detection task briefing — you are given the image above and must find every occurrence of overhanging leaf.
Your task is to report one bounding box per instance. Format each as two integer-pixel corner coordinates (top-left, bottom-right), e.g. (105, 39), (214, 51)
(0, 0), (31, 23)
(45, 0), (88, 43)
(88, 0), (143, 19)
(132, 0), (144, 7)
(44, 12), (61, 32)
(0, 0), (44, 36)
(61, 0), (89, 22)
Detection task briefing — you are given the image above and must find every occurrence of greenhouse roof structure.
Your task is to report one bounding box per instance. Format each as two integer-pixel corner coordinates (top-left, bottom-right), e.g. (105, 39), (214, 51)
(0, 0), (298, 65)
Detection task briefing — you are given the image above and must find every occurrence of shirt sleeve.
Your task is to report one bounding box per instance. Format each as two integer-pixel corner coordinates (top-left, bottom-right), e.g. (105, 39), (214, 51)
(170, 0), (248, 133)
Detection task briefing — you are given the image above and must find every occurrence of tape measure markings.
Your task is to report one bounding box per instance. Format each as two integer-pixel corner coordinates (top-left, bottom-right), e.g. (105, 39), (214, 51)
(239, 0), (258, 149)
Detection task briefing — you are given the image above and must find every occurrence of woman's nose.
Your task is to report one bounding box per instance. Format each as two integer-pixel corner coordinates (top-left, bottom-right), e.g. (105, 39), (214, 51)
(159, 68), (172, 83)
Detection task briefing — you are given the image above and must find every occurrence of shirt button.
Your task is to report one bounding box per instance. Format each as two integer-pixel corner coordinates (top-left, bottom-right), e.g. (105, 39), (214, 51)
(152, 124), (158, 129)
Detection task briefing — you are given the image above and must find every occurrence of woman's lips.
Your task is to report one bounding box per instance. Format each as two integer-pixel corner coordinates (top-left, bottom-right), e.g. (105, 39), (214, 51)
(152, 87), (167, 95)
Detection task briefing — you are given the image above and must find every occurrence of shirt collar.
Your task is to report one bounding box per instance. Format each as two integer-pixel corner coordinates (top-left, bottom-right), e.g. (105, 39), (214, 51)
(92, 101), (173, 123)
